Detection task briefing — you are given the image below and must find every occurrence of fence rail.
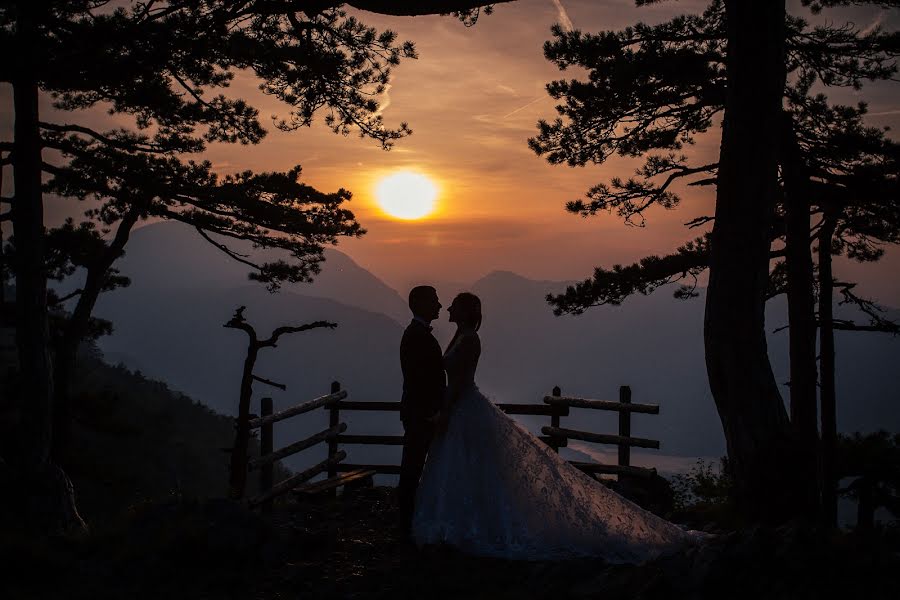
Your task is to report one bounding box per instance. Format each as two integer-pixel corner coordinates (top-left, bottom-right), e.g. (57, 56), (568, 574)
(321, 383), (660, 482)
(542, 395), (659, 414)
(248, 450), (346, 507)
(240, 381), (662, 510)
(248, 422), (346, 471)
(248, 390), (346, 429)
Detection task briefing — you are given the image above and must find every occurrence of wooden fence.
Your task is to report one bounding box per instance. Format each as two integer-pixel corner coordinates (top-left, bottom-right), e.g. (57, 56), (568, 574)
(245, 382), (348, 511)
(245, 382), (660, 509)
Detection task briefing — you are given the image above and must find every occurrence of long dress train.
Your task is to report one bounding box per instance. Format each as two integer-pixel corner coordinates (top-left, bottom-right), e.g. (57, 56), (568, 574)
(412, 333), (695, 562)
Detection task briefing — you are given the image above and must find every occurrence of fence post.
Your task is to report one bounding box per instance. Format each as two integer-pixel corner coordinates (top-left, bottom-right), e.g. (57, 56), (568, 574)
(618, 385), (632, 468)
(328, 381), (341, 479)
(550, 385), (562, 453)
(260, 397), (274, 514)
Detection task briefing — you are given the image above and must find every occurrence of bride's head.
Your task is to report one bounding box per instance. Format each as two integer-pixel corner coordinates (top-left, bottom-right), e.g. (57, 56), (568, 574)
(448, 292), (482, 331)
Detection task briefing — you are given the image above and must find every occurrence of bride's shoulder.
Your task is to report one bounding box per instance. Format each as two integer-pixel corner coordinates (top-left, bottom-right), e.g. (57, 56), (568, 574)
(447, 331), (480, 353)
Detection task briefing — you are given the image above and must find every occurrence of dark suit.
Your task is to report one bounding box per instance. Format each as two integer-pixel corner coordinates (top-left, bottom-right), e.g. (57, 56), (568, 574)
(397, 318), (445, 528)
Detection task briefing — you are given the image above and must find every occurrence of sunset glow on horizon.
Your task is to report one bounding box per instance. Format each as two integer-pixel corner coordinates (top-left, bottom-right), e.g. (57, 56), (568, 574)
(374, 171), (439, 220)
(13, 1), (900, 304)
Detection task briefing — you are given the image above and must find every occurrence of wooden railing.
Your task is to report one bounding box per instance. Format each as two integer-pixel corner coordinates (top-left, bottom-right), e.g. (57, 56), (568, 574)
(324, 384), (659, 479)
(246, 382), (661, 509)
(245, 382), (348, 510)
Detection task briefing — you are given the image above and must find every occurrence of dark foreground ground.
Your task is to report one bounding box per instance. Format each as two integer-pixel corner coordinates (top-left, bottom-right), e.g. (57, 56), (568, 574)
(2, 486), (898, 600)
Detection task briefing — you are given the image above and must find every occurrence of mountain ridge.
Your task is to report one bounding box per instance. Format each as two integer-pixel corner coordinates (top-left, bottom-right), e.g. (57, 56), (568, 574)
(87, 221), (900, 471)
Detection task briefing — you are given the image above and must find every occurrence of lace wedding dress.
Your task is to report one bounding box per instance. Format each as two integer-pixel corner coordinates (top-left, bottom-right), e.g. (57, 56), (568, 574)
(412, 331), (696, 562)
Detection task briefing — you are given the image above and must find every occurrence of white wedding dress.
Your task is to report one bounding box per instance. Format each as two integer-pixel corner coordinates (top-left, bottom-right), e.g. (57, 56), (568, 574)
(412, 331), (696, 562)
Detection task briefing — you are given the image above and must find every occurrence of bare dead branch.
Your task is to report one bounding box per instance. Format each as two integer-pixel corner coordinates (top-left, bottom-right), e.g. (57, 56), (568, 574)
(49, 288), (84, 306)
(224, 305), (258, 343)
(258, 320), (337, 348)
(252, 374), (287, 390)
(685, 216), (714, 228)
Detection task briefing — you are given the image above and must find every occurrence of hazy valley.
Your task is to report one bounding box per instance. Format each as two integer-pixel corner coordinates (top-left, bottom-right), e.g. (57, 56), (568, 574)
(81, 222), (900, 475)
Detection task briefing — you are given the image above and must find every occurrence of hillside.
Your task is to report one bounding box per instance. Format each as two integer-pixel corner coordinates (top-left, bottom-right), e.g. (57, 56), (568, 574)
(0, 336), (283, 524)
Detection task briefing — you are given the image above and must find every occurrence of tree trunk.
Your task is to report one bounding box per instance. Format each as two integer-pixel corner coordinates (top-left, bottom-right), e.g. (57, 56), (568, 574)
(53, 209), (140, 461)
(780, 114), (821, 518)
(11, 0), (85, 533)
(229, 344), (258, 499)
(705, 0), (799, 523)
(856, 477), (874, 532)
(818, 210), (838, 527)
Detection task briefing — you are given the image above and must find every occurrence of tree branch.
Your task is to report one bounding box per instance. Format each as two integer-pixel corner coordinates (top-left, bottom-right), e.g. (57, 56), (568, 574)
(834, 281), (900, 335)
(49, 289), (84, 306)
(252, 374), (287, 390)
(831, 320), (900, 334)
(345, 1), (513, 16)
(224, 306), (258, 345)
(39, 122), (170, 154)
(194, 226), (263, 272)
(258, 320), (337, 348)
(685, 215), (714, 228)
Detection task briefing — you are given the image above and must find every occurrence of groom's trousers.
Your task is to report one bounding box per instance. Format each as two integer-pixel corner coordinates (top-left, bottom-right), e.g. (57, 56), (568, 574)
(397, 421), (434, 529)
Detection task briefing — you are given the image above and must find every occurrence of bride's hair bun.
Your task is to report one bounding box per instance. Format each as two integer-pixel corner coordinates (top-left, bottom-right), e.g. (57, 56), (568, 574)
(454, 292), (482, 331)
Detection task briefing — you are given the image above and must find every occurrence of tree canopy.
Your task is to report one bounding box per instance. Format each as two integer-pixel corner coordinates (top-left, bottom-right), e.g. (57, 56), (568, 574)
(531, 1), (899, 328)
(531, 0), (899, 521)
(0, 0), (504, 533)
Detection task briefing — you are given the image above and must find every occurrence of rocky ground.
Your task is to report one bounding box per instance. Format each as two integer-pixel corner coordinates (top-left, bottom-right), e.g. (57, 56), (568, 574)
(2, 486), (898, 599)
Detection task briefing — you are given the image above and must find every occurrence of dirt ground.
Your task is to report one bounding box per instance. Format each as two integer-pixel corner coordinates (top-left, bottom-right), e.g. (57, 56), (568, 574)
(3, 486), (898, 600)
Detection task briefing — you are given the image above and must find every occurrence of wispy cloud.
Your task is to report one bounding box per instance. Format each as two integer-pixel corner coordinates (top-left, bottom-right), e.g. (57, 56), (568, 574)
(867, 109), (900, 117)
(374, 83), (392, 117)
(552, 0), (574, 32)
(861, 10), (886, 36)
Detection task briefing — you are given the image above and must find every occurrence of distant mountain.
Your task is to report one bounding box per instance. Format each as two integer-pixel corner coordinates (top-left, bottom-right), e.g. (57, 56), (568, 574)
(111, 222), (410, 324)
(469, 270), (722, 457)
(95, 284), (406, 472)
(469, 270), (900, 453)
(89, 222), (900, 473)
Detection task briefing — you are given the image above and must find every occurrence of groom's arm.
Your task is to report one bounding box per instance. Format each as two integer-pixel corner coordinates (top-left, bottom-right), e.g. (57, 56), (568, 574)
(400, 329), (432, 420)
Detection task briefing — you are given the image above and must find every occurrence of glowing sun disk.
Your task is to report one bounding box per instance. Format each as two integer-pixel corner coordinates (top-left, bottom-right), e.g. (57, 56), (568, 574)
(375, 172), (438, 219)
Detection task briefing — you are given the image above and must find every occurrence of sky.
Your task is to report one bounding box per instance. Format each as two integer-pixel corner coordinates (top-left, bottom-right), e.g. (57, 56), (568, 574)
(3, 0), (899, 303)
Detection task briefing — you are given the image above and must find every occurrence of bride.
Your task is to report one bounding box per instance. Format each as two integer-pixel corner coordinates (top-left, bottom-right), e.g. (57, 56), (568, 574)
(412, 292), (697, 562)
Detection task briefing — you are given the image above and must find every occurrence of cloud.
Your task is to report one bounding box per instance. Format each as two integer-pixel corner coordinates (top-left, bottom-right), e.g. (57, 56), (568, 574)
(552, 0), (574, 32)
(494, 83), (519, 97)
(861, 10), (886, 36)
(374, 83), (393, 117)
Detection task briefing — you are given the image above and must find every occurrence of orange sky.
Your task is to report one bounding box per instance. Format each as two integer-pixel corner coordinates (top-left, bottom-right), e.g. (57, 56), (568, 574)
(3, 0), (899, 303)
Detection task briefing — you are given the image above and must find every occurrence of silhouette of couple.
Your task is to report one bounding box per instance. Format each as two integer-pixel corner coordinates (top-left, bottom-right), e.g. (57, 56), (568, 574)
(397, 286), (698, 562)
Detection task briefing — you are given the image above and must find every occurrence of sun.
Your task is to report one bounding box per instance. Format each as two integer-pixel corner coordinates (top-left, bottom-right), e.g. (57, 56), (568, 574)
(374, 171), (438, 220)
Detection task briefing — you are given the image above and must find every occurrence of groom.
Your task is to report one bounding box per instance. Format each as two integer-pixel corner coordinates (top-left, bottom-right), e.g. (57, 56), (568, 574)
(397, 285), (445, 533)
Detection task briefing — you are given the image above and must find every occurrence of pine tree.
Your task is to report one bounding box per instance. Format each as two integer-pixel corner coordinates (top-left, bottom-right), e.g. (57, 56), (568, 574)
(531, 0), (899, 521)
(0, 0), (505, 533)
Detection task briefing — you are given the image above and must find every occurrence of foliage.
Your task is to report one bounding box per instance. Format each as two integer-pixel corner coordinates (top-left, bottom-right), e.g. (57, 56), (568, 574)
(669, 457), (733, 512)
(837, 431), (900, 522)
(531, 0), (900, 327)
(49, 344), (286, 523)
(0, 2), (428, 294)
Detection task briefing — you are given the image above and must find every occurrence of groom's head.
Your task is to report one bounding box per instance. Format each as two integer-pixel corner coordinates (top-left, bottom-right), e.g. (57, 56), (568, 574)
(409, 285), (441, 322)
